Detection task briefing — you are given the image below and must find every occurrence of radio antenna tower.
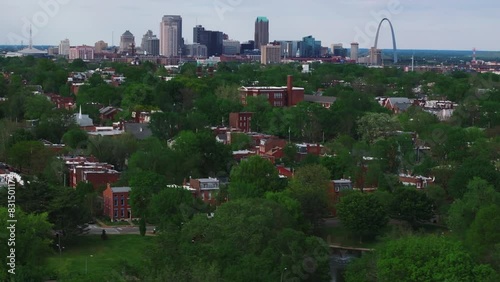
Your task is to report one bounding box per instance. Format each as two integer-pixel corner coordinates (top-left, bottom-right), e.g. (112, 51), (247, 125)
(472, 48), (477, 64)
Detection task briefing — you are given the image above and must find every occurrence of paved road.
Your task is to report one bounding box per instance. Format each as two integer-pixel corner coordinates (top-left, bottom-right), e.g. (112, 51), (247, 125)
(86, 224), (155, 235)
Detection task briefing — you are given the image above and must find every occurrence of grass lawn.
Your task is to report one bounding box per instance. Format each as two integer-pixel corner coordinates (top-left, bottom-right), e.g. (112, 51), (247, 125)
(44, 235), (154, 281)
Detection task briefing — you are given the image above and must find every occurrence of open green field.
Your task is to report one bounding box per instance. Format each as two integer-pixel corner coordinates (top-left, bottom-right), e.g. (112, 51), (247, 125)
(44, 235), (154, 281)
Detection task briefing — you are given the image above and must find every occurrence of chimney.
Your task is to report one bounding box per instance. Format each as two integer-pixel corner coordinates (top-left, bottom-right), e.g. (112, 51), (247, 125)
(287, 75), (293, 106)
(287, 75), (293, 95)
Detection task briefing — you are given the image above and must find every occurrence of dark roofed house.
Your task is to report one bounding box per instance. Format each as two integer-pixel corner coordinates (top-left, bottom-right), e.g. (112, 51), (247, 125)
(383, 97), (413, 114)
(304, 95), (337, 109)
(99, 106), (122, 121)
(124, 123), (153, 140)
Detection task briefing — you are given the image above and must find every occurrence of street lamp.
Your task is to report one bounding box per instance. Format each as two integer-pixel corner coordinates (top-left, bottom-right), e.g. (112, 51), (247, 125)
(85, 255), (94, 274)
(280, 267), (288, 282)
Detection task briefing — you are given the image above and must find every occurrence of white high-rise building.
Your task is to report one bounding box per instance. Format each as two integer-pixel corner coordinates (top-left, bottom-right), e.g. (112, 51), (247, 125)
(350, 42), (359, 62)
(59, 39), (70, 56)
(160, 15), (183, 57)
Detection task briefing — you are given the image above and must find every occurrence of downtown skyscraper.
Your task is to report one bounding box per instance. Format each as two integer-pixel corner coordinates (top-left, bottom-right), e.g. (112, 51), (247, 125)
(160, 15), (183, 57)
(254, 17), (269, 50)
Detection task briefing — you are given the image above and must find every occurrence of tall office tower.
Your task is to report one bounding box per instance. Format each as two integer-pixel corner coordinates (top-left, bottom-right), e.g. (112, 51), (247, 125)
(119, 30), (135, 53)
(370, 47), (382, 65)
(185, 43), (208, 58)
(261, 44), (281, 65)
(94, 40), (108, 53)
(254, 17), (269, 50)
(59, 38), (70, 56)
(160, 15), (183, 57)
(141, 30), (160, 56)
(350, 42), (359, 62)
(193, 25), (205, 44)
(300, 36), (321, 57)
(193, 25), (223, 57)
(223, 40), (241, 55)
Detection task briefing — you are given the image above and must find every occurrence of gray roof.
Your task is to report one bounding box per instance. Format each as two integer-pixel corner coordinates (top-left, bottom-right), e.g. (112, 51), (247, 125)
(394, 102), (412, 112)
(74, 113), (94, 127)
(18, 47), (47, 54)
(304, 95), (337, 104)
(388, 97), (412, 105)
(99, 106), (114, 114)
(111, 187), (131, 193)
(198, 178), (219, 183)
(124, 123), (152, 140)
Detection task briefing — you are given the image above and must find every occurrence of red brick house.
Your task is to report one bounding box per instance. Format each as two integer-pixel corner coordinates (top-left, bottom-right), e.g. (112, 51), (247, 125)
(258, 137), (286, 159)
(381, 97), (413, 114)
(239, 75), (304, 107)
(276, 165), (294, 178)
(99, 106), (122, 121)
(68, 163), (120, 189)
(188, 178), (220, 206)
(45, 93), (75, 110)
(329, 179), (353, 216)
(103, 184), (132, 221)
(229, 112), (253, 132)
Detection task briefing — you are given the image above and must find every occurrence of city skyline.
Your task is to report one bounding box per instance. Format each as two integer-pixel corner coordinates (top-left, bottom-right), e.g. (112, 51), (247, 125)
(2, 0), (500, 51)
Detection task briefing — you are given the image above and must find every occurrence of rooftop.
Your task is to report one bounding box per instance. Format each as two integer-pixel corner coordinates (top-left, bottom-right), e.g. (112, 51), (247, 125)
(110, 187), (131, 193)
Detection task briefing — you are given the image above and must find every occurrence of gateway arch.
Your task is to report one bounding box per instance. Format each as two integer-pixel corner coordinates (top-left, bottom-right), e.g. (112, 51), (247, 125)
(374, 18), (398, 64)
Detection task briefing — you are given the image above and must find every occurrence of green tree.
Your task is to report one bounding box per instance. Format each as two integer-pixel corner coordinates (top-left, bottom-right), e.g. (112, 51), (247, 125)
(228, 156), (283, 199)
(149, 187), (205, 229)
(390, 187), (434, 228)
(230, 133), (252, 151)
(337, 191), (389, 242)
(24, 94), (54, 120)
(448, 156), (499, 199)
(357, 112), (400, 144)
(62, 128), (88, 149)
(139, 217), (146, 236)
(288, 164), (331, 232)
(466, 205), (500, 267)
(345, 235), (499, 282)
(145, 199), (331, 282)
(129, 171), (168, 219)
(8, 140), (53, 174)
(0, 208), (53, 281)
(447, 178), (499, 238)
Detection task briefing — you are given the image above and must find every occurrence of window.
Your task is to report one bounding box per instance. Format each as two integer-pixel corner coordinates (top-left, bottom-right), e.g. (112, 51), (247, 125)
(114, 209), (118, 218)
(120, 196), (124, 206)
(201, 193), (205, 201)
(208, 192), (212, 200)
(121, 209), (124, 217)
(114, 197), (118, 206)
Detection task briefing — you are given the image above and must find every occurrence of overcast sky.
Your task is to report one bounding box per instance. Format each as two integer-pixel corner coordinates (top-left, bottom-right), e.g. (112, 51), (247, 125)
(2, 0), (499, 51)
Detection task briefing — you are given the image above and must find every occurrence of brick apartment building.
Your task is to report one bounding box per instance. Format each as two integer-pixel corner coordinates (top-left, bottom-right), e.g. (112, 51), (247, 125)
(188, 178), (220, 206)
(64, 157), (120, 189)
(239, 75), (304, 107)
(329, 179), (353, 216)
(103, 184), (132, 221)
(229, 112), (253, 132)
(44, 93), (75, 110)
